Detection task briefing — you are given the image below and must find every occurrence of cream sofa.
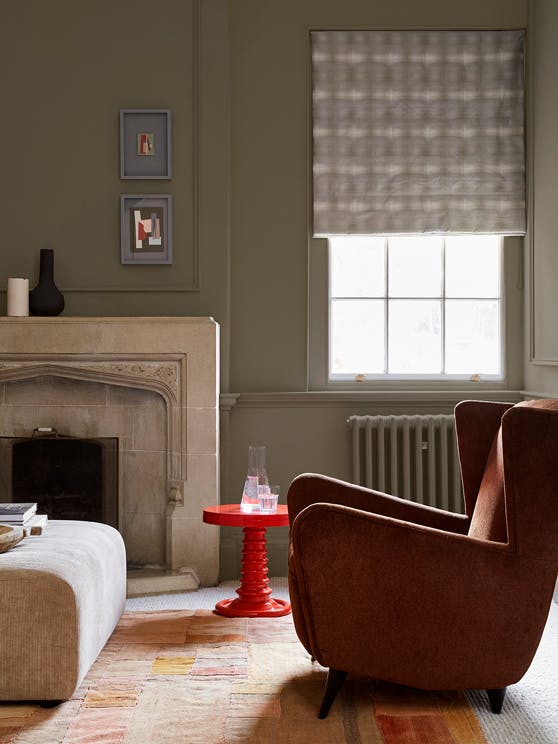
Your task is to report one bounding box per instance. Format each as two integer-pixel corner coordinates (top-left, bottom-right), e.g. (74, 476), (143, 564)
(0, 520), (126, 701)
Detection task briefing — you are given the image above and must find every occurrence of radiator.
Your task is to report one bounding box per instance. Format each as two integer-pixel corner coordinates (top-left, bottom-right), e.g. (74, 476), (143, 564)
(348, 414), (464, 513)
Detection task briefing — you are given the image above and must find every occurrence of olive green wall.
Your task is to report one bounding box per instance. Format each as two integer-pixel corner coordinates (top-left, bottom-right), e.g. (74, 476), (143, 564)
(0, 0), (230, 385)
(0, 0), (531, 374)
(0, 0), (532, 580)
(3, 0), (193, 300)
(525, 0), (558, 398)
(229, 0), (527, 393)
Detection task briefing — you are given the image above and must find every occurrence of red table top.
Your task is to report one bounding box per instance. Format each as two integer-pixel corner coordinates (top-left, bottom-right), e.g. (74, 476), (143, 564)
(203, 504), (290, 528)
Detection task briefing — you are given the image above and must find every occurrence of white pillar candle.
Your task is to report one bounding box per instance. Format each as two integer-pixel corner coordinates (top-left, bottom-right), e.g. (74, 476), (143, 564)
(7, 278), (29, 317)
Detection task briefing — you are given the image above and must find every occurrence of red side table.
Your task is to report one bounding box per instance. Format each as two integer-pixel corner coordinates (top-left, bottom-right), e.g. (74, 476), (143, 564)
(202, 504), (291, 618)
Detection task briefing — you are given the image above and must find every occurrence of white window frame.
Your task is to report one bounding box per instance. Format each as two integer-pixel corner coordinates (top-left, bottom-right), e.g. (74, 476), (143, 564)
(307, 235), (524, 392)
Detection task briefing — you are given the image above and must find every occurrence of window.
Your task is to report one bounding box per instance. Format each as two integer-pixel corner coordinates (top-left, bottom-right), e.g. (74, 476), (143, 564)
(308, 30), (525, 390)
(328, 235), (502, 381)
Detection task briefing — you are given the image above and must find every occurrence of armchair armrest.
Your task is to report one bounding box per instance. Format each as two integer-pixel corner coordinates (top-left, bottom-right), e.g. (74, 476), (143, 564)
(287, 473), (470, 534)
(290, 502), (551, 690)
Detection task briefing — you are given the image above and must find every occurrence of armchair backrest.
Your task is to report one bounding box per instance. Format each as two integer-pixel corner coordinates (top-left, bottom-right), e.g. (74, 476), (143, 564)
(456, 399), (558, 562)
(502, 400), (558, 562)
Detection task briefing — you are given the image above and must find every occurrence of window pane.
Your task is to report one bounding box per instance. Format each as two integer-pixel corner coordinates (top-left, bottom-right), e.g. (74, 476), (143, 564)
(389, 236), (443, 298)
(445, 300), (500, 375)
(445, 236), (500, 298)
(330, 299), (385, 374)
(330, 236), (385, 297)
(326, 234), (504, 381)
(388, 300), (441, 373)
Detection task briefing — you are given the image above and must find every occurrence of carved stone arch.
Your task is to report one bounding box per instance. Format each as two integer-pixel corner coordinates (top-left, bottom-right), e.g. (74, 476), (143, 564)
(0, 358), (185, 485)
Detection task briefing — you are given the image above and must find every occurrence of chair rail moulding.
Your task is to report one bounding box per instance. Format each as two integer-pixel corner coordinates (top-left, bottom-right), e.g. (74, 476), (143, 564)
(521, 390), (558, 400)
(0, 316), (220, 588)
(220, 390), (523, 411)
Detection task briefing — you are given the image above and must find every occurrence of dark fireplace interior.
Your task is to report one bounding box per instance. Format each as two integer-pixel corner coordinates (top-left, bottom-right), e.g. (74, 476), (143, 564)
(1, 432), (118, 527)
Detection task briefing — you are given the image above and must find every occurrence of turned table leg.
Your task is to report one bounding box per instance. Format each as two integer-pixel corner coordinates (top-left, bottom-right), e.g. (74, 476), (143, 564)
(215, 526), (291, 618)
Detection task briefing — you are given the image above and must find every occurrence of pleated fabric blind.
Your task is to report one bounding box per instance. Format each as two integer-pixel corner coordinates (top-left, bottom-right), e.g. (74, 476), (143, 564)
(312, 30), (526, 236)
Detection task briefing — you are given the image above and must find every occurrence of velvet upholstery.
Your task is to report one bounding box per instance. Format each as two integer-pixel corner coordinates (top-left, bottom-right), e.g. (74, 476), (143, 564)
(287, 400), (558, 711)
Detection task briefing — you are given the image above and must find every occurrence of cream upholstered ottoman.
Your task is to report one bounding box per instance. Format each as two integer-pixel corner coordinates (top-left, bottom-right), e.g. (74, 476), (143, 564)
(0, 520), (126, 701)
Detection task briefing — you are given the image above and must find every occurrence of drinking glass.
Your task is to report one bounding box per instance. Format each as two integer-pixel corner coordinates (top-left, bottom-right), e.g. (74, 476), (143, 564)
(259, 484), (279, 513)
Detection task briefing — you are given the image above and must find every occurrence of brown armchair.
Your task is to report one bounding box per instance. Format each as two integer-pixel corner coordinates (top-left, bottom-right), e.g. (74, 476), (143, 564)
(287, 400), (558, 718)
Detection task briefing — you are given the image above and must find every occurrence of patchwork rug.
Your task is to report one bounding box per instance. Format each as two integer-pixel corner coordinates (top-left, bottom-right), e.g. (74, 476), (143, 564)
(0, 610), (487, 743)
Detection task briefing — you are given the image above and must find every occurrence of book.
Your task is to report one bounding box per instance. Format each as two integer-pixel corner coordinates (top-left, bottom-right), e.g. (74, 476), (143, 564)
(0, 512), (47, 535)
(0, 503), (37, 523)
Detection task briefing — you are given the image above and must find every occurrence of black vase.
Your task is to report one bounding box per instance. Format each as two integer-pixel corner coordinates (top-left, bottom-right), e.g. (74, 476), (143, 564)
(29, 249), (65, 316)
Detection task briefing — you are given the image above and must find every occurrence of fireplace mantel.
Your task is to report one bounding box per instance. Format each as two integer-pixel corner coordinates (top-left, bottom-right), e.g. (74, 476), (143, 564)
(0, 317), (220, 591)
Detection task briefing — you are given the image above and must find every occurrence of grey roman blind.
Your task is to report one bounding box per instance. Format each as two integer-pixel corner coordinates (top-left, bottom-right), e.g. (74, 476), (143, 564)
(312, 30), (526, 235)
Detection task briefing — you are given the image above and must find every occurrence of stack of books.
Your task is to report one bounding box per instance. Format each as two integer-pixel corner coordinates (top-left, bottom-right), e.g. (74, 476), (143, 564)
(0, 503), (48, 535)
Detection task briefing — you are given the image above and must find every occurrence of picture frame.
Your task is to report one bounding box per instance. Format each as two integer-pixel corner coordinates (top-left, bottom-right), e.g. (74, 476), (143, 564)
(120, 110), (172, 179)
(120, 195), (173, 265)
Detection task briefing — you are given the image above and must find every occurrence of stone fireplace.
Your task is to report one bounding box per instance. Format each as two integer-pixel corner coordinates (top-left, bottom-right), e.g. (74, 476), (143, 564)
(0, 317), (220, 594)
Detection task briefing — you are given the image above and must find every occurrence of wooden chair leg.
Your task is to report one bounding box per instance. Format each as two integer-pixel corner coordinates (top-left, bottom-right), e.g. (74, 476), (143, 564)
(318, 668), (348, 719)
(487, 687), (506, 713)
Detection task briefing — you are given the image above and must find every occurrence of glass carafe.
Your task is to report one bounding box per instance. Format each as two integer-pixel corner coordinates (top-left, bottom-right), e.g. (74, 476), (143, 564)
(240, 445), (269, 512)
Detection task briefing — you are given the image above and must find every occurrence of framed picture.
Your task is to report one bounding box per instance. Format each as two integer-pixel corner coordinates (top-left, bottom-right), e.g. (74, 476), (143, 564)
(120, 110), (171, 179)
(120, 195), (173, 264)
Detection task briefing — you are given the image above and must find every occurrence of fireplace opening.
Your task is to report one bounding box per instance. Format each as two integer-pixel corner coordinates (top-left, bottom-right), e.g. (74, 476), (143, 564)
(2, 429), (118, 527)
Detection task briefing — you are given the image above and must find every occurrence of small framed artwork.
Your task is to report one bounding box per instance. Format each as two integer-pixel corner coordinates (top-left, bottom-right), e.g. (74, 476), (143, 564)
(120, 195), (173, 264)
(120, 110), (171, 179)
